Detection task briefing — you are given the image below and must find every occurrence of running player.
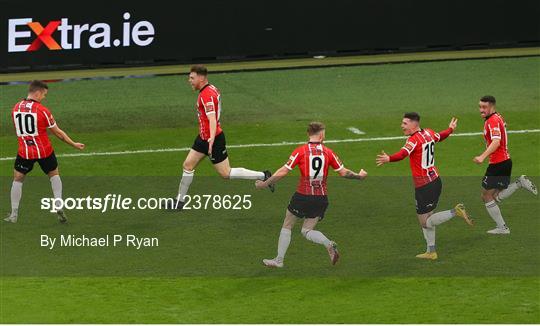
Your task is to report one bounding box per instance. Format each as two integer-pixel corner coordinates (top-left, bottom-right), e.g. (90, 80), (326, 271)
(473, 96), (537, 234)
(376, 113), (472, 260)
(5, 80), (85, 223)
(256, 122), (367, 268)
(169, 65), (273, 210)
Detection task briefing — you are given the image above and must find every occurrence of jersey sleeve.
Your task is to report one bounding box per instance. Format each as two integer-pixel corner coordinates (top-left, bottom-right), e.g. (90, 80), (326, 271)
(200, 92), (216, 116)
(427, 128), (441, 142)
(284, 147), (302, 170)
(486, 119), (502, 140)
(434, 127), (453, 142)
(401, 136), (417, 155)
(41, 107), (56, 128)
(328, 149), (344, 171)
(389, 148), (409, 162)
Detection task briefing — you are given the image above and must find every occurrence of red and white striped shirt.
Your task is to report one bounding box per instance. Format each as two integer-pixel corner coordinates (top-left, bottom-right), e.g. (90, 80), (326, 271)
(285, 142), (344, 196)
(390, 128), (453, 188)
(12, 99), (56, 159)
(483, 112), (510, 164)
(196, 84), (222, 140)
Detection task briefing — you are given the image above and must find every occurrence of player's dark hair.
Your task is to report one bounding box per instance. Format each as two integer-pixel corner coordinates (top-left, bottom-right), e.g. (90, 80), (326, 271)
(307, 122), (326, 135)
(28, 80), (48, 93)
(480, 95), (496, 105)
(190, 65), (208, 76)
(403, 112), (420, 122)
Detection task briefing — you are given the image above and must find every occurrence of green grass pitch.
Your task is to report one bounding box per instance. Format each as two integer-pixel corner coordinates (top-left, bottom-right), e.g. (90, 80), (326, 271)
(0, 55), (539, 323)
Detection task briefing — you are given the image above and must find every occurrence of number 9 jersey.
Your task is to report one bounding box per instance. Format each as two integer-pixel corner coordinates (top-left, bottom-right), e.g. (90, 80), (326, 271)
(284, 142), (344, 196)
(12, 99), (56, 160)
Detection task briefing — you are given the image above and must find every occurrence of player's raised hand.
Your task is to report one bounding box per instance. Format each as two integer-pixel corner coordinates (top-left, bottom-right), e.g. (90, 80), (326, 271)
(449, 117), (458, 130)
(376, 150), (390, 166)
(73, 143), (85, 150)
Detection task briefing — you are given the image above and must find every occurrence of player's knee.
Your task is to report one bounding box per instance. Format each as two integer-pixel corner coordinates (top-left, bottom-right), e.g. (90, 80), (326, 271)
(13, 170), (25, 182)
(282, 219), (294, 230)
(301, 228), (312, 238)
(47, 169), (59, 178)
(218, 170), (230, 179)
(282, 224), (293, 230)
(481, 192), (493, 202)
(183, 161), (195, 171)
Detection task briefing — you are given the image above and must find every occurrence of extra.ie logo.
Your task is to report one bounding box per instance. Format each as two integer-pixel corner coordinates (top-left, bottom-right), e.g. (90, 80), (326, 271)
(8, 12), (155, 52)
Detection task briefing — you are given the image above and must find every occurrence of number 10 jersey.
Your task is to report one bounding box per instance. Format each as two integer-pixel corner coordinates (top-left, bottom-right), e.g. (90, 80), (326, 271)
(12, 99), (56, 159)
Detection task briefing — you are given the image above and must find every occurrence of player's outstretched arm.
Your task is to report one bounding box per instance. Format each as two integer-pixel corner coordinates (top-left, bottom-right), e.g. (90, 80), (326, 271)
(49, 125), (85, 150)
(337, 167), (367, 180)
(376, 149), (408, 166)
(255, 166), (289, 190)
(473, 139), (500, 164)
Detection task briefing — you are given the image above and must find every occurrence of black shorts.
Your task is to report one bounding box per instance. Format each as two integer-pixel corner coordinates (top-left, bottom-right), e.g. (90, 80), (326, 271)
(14, 152), (58, 175)
(287, 192), (329, 220)
(415, 177), (442, 214)
(191, 132), (228, 164)
(482, 159), (512, 190)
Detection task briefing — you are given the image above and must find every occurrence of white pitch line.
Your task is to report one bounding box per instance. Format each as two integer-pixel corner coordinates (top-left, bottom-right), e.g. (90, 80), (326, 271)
(347, 127), (366, 135)
(1, 129), (539, 161)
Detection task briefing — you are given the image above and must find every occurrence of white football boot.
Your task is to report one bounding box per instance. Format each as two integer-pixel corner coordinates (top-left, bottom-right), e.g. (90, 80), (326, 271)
(518, 175), (538, 195)
(262, 258), (283, 268)
(487, 226), (510, 235)
(4, 213), (17, 223)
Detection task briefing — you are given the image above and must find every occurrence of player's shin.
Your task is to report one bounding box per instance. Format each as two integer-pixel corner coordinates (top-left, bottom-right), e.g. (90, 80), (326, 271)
(495, 180), (520, 202)
(426, 210), (454, 228)
(50, 175), (63, 211)
(229, 168), (265, 180)
(301, 228), (331, 248)
(10, 181), (23, 215)
(277, 228), (292, 262)
(485, 200), (507, 228)
(421, 227), (436, 253)
(177, 169), (194, 202)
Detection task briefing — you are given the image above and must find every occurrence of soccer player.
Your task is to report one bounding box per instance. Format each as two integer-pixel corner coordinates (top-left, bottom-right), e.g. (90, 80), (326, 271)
(473, 95), (537, 234)
(5, 80), (85, 223)
(169, 65), (273, 210)
(376, 113), (472, 260)
(255, 122), (367, 268)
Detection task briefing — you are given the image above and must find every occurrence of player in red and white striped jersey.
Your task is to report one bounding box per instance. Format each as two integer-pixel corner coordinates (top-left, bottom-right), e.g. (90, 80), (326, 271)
(169, 65), (273, 210)
(473, 96), (537, 235)
(255, 122), (368, 268)
(376, 112), (472, 260)
(5, 81), (85, 224)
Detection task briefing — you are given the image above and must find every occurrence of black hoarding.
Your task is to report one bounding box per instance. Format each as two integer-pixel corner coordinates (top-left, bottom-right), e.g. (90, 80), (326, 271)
(1, 0), (539, 72)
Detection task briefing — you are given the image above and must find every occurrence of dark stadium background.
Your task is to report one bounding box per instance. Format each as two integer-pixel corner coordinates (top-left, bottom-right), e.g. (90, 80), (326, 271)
(1, 0), (539, 72)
